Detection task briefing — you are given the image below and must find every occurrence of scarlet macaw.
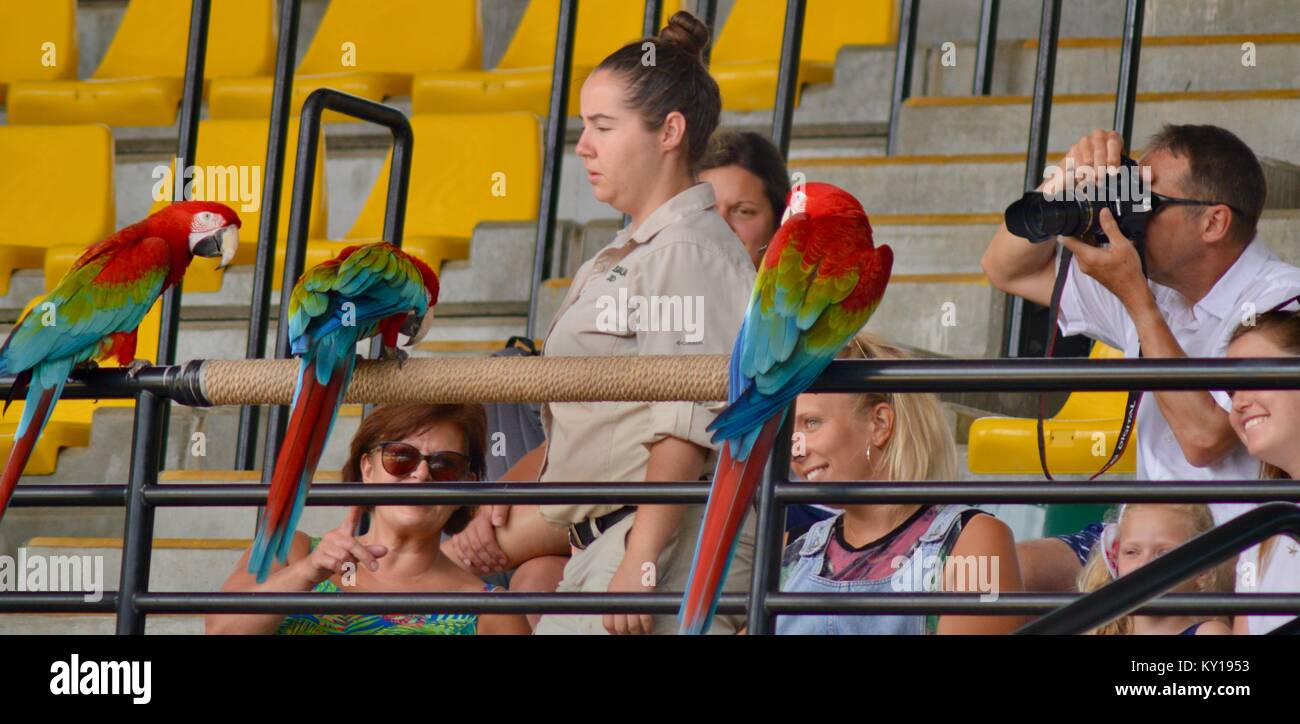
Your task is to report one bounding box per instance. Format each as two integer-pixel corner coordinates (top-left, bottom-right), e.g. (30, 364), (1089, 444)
(248, 241), (439, 582)
(0, 201), (240, 523)
(679, 182), (893, 634)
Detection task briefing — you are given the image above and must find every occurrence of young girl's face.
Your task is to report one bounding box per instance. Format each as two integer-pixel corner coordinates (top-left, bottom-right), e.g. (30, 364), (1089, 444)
(1226, 330), (1300, 478)
(1115, 507), (1199, 591)
(791, 393), (888, 482)
(575, 69), (670, 216)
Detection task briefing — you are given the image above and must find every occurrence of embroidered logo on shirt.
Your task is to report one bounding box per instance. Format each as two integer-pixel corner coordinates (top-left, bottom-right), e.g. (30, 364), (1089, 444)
(606, 265), (629, 282)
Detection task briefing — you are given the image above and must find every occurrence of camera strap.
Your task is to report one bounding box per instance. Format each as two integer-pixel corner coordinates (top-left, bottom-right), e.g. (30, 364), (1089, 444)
(1036, 247), (1142, 481)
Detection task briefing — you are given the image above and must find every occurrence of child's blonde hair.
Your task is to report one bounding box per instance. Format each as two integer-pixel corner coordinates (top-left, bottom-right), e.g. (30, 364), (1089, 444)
(1078, 503), (1234, 635)
(835, 331), (956, 482)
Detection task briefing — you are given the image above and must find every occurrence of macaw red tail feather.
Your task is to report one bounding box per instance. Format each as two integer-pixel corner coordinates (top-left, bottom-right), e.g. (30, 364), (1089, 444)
(248, 358), (349, 583)
(678, 413), (784, 635)
(0, 384), (58, 525)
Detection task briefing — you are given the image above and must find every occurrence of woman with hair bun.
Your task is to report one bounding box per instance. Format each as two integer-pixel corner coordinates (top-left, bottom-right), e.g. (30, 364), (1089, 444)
(450, 11), (758, 635)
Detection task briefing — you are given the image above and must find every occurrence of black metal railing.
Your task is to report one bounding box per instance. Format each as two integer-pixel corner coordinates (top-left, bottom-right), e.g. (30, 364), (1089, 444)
(235, 0), (302, 472)
(263, 88), (415, 451)
(5, 358), (1300, 633)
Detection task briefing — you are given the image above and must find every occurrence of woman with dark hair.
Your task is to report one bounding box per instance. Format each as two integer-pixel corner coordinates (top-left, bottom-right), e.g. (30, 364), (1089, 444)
(699, 129), (792, 268)
(207, 404), (529, 635)
(450, 11), (758, 635)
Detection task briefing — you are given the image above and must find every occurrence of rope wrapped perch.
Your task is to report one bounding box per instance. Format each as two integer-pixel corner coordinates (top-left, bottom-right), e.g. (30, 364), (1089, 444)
(200, 355), (732, 406)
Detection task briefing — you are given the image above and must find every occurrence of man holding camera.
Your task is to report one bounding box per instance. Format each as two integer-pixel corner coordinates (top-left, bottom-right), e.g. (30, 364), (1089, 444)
(982, 124), (1300, 590)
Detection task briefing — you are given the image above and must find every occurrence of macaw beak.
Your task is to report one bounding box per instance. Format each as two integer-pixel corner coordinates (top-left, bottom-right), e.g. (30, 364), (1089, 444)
(191, 225), (240, 269)
(400, 308), (437, 346)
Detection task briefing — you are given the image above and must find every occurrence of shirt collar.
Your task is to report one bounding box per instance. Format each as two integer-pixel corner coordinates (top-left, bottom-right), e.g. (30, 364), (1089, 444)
(615, 183), (717, 246)
(1194, 236), (1271, 320)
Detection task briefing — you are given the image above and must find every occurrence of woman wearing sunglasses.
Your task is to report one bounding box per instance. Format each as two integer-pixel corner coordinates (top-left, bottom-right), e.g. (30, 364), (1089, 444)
(207, 404), (531, 635)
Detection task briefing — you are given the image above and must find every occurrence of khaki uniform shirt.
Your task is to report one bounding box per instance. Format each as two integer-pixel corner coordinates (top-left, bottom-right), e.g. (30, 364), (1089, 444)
(538, 183), (756, 527)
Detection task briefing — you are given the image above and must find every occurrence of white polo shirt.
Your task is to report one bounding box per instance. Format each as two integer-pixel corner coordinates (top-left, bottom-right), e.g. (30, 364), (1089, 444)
(1057, 237), (1300, 524)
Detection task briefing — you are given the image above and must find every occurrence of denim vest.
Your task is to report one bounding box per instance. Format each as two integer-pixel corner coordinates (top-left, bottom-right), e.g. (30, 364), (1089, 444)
(775, 505), (978, 635)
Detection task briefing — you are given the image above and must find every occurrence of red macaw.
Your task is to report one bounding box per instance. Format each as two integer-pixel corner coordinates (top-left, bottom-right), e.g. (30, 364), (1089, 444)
(678, 182), (893, 634)
(0, 201), (240, 523)
(249, 242), (440, 582)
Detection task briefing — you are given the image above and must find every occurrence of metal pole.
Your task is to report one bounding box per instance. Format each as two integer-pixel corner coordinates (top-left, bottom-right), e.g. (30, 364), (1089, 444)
(525, 0), (577, 338)
(642, 0), (663, 36)
(116, 0), (211, 635)
(696, 0), (718, 65)
(886, 0), (919, 156)
(1021, 503), (1300, 634)
(747, 406), (795, 635)
(770, 0), (806, 159)
(235, 0), (301, 471)
(1113, 0), (1145, 146)
(262, 90), (415, 476)
(972, 0), (1000, 95)
(1004, 0), (1061, 358)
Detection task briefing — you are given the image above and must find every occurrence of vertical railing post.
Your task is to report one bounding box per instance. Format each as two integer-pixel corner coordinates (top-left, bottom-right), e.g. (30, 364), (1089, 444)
(235, 0), (302, 471)
(261, 91), (414, 474)
(1113, 0), (1145, 146)
(770, 0), (806, 159)
(696, 0), (718, 65)
(972, 0), (1000, 95)
(1003, 0), (1061, 358)
(116, 0), (211, 635)
(885, 0), (919, 156)
(746, 405), (795, 635)
(642, 0), (663, 36)
(525, 0), (578, 338)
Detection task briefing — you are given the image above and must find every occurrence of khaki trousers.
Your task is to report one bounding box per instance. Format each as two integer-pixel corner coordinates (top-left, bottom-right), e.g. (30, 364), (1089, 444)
(533, 504), (756, 635)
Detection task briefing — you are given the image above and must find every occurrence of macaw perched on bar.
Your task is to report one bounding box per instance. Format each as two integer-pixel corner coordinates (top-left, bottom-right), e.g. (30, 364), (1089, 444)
(0, 201), (240, 524)
(678, 182), (893, 635)
(249, 241), (439, 583)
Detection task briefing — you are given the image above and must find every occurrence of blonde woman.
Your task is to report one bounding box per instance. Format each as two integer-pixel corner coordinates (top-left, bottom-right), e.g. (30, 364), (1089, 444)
(1077, 503), (1233, 635)
(777, 332), (1023, 634)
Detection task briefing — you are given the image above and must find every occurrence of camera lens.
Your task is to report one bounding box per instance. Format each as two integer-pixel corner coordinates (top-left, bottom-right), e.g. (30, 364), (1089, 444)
(1005, 192), (1092, 243)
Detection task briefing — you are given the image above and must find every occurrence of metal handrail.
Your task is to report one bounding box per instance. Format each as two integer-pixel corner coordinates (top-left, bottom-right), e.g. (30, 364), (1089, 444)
(262, 88), (415, 464)
(235, 0), (302, 471)
(1021, 503), (1300, 634)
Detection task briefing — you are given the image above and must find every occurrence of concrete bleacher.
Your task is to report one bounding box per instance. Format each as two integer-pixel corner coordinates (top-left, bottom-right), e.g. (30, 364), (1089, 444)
(2, 0), (1300, 620)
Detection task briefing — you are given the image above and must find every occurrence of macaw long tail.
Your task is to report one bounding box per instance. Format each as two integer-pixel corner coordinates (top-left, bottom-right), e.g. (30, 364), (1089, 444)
(678, 413), (785, 635)
(0, 376), (63, 525)
(248, 357), (351, 583)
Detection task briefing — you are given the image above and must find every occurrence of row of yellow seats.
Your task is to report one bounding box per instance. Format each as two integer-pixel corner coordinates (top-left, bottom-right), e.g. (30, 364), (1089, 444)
(1, 112), (543, 297)
(3, 0), (895, 126)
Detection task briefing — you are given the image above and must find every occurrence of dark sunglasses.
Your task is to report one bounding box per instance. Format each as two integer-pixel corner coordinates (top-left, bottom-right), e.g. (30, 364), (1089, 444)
(1147, 191), (1246, 219)
(369, 442), (479, 481)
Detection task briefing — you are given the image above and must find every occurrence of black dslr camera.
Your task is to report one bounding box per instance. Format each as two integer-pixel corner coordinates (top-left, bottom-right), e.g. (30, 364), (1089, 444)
(1005, 155), (1155, 246)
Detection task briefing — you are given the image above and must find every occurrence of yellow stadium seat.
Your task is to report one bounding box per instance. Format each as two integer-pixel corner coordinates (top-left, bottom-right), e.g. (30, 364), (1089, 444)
(306, 113), (543, 276)
(0, 125), (114, 297)
(712, 0), (896, 111)
(0, 0), (78, 107)
(967, 342), (1138, 475)
(0, 297), (161, 476)
(7, 0), (275, 126)
(413, 0), (681, 116)
(209, 0), (481, 121)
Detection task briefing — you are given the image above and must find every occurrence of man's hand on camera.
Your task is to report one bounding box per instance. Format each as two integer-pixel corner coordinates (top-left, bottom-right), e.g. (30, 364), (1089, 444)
(1061, 207), (1150, 309)
(1042, 129), (1125, 197)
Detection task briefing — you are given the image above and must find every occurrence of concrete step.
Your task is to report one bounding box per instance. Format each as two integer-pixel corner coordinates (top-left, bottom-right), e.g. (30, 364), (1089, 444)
(793, 153), (1300, 216)
(895, 89), (1300, 162)
(921, 34), (1300, 97)
(912, 0), (1300, 46)
(0, 613), (204, 635)
(22, 537), (247, 592)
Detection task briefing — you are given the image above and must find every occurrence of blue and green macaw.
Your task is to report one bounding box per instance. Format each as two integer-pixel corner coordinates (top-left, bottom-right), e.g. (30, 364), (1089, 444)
(248, 241), (440, 583)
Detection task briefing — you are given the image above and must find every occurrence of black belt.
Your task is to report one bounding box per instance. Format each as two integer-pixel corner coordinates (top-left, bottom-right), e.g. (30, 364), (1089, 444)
(568, 506), (637, 551)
